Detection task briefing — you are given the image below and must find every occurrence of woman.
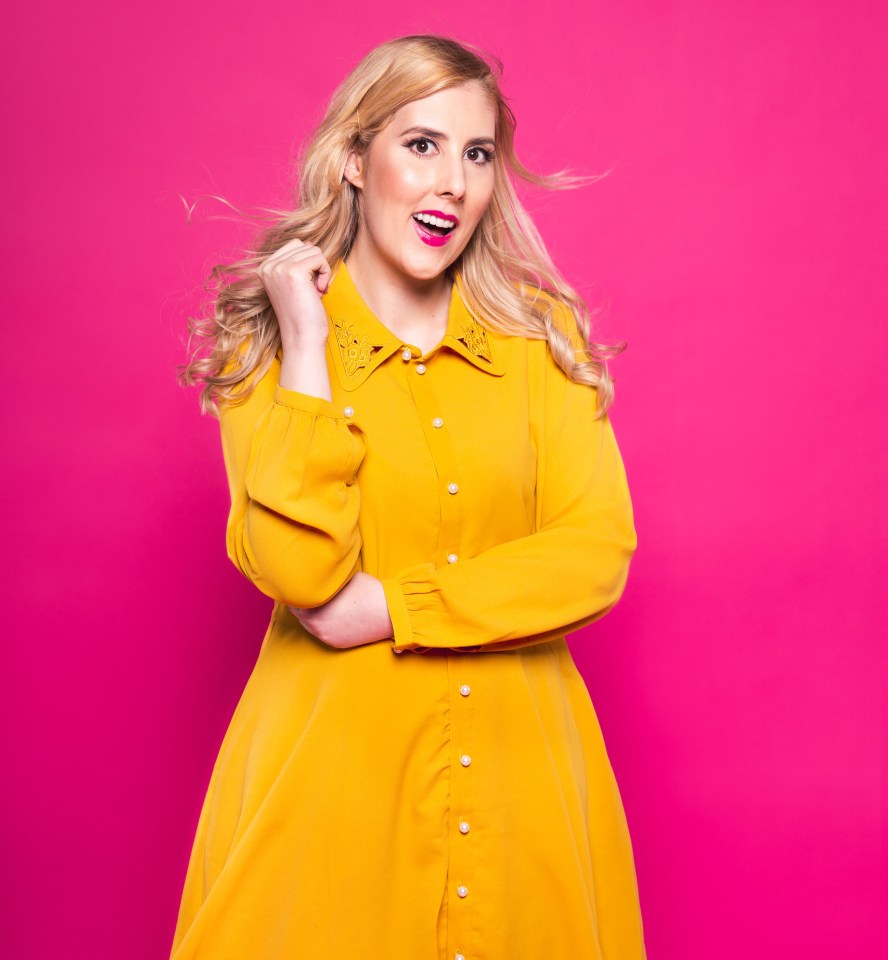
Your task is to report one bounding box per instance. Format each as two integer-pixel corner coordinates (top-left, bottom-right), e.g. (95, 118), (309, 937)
(172, 33), (646, 960)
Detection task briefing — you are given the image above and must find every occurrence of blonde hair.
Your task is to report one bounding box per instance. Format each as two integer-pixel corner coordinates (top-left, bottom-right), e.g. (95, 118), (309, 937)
(179, 33), (625, 417)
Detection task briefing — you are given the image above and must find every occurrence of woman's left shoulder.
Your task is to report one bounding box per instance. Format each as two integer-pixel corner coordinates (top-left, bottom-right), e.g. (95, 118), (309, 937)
(501, 281), (587, 364)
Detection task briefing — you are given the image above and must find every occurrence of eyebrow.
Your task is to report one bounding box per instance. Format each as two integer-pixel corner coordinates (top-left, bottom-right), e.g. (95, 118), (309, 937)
(398, 125), (496, 149)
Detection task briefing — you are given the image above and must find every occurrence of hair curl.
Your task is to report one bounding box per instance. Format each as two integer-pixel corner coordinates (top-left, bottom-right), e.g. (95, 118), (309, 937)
(179, 33), (624, 418)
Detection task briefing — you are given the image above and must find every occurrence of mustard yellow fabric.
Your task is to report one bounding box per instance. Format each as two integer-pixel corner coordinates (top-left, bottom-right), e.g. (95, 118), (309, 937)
(170, 260), (646, 959)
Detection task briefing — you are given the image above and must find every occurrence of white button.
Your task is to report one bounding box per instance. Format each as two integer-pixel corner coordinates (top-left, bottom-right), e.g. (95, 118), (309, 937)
(460, 754), (472, 767)
(457, 884), (468, 898)
(416, 363), (426, 374)
(343, 406), (354, 417)
(432, 416), (444, 428)
(455, 954), (465, 960)
(448, 482), (459, 494)
(401, 347), (412, 361)
(459, 684), (471, 696)
(447, 553), (458, 563)
(459, 820), (470, 834)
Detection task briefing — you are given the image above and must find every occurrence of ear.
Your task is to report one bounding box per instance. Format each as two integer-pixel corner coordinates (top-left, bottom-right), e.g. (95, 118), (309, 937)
(343, 148), (365, 189)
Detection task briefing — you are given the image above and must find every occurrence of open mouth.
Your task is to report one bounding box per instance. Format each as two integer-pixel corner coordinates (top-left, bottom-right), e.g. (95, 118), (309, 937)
(412, 214), (456, 236)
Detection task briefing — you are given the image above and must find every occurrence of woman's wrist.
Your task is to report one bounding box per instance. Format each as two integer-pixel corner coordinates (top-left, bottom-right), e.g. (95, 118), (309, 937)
(279, 341), (332, 398)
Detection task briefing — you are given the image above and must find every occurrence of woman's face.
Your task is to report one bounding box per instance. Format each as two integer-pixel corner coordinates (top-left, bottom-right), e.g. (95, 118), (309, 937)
(344, 81), (497, 283)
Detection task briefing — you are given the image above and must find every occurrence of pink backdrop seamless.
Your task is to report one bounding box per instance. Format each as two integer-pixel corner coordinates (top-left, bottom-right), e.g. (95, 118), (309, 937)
(1, 2), (882, 957)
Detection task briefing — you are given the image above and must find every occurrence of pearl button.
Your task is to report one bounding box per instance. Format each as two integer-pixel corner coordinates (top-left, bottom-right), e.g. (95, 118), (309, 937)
(459, 684), (471, 696)
(459, 820), (470, 834)
(457, 884), (468, 898)
(455, 954), (465, 960)
(343, 406), (354, 417)
(416, 363), (426, 374)
(432, 417), (444, 428)
(460, 754), (472, 767)
(401, 347), (412, 361)
(447, 553), (458, 563)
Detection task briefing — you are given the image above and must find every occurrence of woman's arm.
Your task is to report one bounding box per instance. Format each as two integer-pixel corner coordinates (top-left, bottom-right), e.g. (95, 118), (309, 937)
(381, 326), (637, 655)
(220, 351), (367, 608)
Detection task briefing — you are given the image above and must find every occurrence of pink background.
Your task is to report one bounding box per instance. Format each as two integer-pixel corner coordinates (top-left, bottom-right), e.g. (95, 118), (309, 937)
(2, 2), (883, 957)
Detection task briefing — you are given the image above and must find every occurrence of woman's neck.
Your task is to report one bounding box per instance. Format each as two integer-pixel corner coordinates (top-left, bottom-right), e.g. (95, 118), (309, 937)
(344, 249), (452, 353)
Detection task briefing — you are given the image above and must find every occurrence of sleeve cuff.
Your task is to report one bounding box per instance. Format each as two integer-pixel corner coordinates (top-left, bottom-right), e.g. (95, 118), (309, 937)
(382, 576), (417, 653)
(273, 384), (352, 421)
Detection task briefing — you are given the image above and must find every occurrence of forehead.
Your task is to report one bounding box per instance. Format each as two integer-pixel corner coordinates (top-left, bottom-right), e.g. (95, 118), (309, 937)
(388, 83), (496, 135)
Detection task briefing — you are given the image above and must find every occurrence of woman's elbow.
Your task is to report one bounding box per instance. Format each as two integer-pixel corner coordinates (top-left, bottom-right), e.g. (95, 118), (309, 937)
(574, 509), (637, 612)
(226, 533), (360, 608)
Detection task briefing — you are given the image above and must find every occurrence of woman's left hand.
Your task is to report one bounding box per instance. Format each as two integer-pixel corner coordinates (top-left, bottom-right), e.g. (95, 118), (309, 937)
(289, 572), (395, 650)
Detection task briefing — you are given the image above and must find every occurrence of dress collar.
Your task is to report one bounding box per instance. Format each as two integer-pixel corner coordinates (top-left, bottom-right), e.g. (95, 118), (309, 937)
(322, 258), (506, 392)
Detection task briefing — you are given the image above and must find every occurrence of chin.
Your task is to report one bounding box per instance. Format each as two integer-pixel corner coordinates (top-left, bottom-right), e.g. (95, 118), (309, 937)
(400, 257), (451, 281)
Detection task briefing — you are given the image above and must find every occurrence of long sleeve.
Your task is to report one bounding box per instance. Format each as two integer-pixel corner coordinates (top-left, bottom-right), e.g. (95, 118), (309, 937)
(381, 331), (637, 655)
(219, 353), (367, 608)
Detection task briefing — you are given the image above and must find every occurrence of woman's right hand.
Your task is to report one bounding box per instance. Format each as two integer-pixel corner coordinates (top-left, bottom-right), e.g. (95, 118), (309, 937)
(257, 238), (333, 349)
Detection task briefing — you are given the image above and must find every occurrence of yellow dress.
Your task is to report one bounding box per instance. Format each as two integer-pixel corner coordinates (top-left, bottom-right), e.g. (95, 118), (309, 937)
(169, 259), (646, 960)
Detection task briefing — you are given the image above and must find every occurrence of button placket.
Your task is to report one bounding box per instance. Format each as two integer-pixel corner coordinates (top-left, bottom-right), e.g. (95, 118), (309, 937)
(447, 651), (476, 960)
(402, 343), (475, 958)
(401, 346), (463, 571)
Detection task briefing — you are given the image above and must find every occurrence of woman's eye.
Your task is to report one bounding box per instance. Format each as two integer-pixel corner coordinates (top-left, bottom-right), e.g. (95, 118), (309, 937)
(467, 147), (495, 165)
(407, 138), (435, 157)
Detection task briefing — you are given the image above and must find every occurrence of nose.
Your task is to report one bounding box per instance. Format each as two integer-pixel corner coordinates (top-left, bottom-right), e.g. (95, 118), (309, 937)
(436, 148), (466, 201)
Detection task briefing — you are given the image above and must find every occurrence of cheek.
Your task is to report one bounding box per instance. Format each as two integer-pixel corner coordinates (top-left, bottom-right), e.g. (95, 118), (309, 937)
(467, 187), (495, 227)
(391, 168), (427, 200)
(370, 157), (426, 205)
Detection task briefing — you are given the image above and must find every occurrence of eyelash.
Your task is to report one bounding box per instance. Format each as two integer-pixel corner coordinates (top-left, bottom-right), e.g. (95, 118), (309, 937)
(404, 137), (495, 165)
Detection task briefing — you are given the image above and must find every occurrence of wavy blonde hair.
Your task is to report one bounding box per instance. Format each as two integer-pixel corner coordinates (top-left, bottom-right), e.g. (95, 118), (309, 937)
(179, 33), (625, 418)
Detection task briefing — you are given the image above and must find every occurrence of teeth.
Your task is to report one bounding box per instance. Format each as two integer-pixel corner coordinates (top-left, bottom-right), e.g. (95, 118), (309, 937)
(413, 213), (456, 229)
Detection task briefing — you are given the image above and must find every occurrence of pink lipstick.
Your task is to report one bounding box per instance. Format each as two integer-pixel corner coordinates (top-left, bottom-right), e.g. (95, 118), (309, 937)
(412, 209), (459, 248)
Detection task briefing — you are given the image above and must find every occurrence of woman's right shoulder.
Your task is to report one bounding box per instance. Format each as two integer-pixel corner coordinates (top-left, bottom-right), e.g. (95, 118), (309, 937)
(218, 337), (282, 415)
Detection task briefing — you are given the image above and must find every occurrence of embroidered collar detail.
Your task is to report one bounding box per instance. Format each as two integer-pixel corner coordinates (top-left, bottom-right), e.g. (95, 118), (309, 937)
(322, 259), (505, 391)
